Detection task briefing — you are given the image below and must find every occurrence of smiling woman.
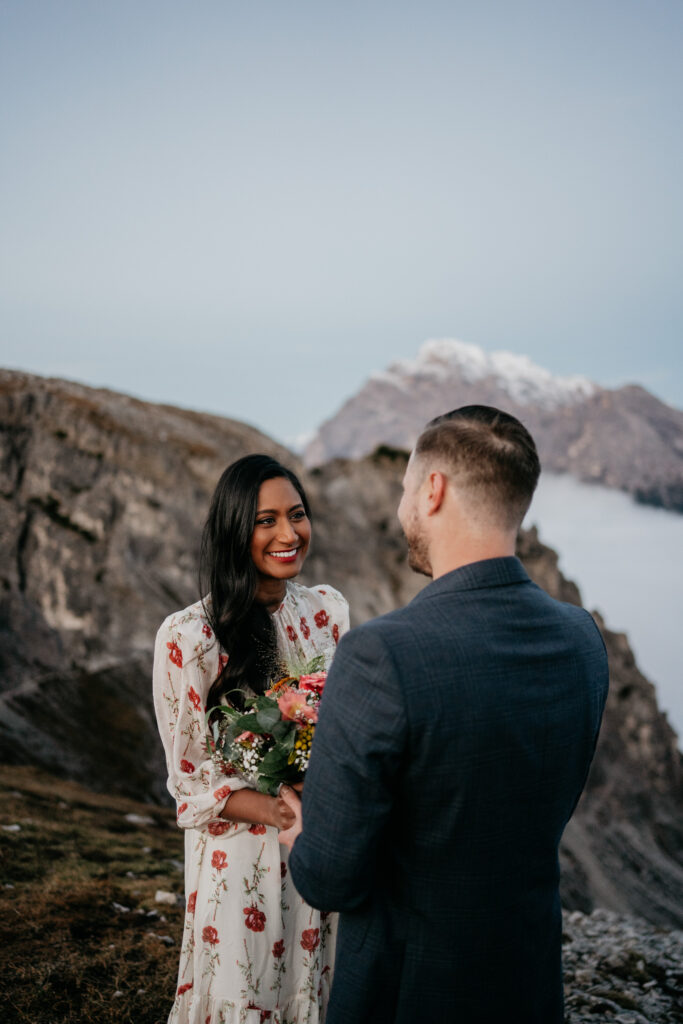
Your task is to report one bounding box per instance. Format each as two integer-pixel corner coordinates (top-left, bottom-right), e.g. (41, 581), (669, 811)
(152, 453), (349, 1024)
(250, 476), (312, 591)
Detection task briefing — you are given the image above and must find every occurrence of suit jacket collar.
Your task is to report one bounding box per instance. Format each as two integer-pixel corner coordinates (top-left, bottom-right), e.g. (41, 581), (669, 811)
(411, 556), (530, 603)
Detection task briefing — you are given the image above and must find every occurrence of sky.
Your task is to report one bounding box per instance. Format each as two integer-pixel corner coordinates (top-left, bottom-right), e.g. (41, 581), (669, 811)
(1, 0), (682, 445)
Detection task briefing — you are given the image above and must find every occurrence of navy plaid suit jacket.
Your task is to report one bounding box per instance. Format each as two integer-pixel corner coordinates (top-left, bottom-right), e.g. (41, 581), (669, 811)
(289, 557), (609, 1023)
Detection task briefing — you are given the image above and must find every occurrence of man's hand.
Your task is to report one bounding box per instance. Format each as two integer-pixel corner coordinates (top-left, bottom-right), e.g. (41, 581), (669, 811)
(277, 786), (303, 849)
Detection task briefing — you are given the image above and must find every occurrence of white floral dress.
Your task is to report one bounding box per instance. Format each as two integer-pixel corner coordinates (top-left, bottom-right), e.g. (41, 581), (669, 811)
(153, 581), (350, 1024)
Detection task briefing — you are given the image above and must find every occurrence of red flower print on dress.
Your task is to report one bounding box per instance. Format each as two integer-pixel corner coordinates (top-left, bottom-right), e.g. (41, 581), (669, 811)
(243, 905), (267, 932)
(213, 785), (232, 801)
(286, 625), (297, 643)
(177, 802), (188, 817)
(187, 890), (197, 914)
(314, 610), (329, 629)
(272, 939), (285, 958)
(202, 623), (212, 638)
(177, 981), (193, 996)
(202, 925), (219, 945)
(167, 641), (183, 667)
(301, 927), (320, 952)
(179, 759), (195, 774)
(280, 861), (287, 879)
(248, 823), (267, 835)
(318, 589), (327, 595)
(332, 623), (340, 644)
(211, 850), (228, 871)
(300, 616), (310, 639)
(207, 820), (230, 836)
(188, 686), (202, 710)
(247, 1006), (272, 1023)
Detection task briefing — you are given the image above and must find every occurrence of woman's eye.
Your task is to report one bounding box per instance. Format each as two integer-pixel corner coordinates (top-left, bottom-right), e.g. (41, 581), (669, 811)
(256, 518), (275, 527)
(291, 511), (306, 520)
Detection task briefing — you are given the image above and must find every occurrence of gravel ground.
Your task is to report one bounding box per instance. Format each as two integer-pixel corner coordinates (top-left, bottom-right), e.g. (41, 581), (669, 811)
(563, 909), (683, 1023)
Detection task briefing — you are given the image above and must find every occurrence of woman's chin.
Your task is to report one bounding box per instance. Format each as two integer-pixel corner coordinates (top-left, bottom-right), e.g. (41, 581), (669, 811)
(262, 556), (306, 579)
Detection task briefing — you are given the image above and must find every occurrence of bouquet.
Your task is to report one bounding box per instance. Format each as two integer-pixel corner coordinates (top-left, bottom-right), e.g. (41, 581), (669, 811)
(207, 658), (327, 796)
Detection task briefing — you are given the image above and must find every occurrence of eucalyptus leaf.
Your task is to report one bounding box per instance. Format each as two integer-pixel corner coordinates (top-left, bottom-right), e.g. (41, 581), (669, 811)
(260, 748), (289, 774)
(256, 707), (282, 731)
(271, 721), (294, 743)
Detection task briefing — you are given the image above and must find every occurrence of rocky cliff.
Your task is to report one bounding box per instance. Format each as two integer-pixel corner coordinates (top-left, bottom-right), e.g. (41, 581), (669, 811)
(1, 369), (682, 926)
(305, 339), (683, 514)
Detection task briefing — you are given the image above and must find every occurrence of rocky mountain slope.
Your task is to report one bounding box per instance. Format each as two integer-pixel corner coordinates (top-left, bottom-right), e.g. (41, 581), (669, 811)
(305, 339), (683, 513)
(1, 368), (682, 927)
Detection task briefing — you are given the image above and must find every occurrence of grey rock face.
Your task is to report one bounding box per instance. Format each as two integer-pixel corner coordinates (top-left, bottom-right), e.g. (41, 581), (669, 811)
(305, 340), (683, 513)
(1, 370), (682, 928)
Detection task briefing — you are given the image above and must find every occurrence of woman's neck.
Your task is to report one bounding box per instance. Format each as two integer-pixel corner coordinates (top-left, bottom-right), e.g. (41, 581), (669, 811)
(254, 577), (288, 612)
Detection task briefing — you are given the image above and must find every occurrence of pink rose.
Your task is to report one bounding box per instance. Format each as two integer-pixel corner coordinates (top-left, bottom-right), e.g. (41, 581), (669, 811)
(298, 671), (326, 696)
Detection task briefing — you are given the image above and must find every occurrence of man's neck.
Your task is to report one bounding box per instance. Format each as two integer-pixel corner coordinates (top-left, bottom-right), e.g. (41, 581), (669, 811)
(429, 537), (517, 580)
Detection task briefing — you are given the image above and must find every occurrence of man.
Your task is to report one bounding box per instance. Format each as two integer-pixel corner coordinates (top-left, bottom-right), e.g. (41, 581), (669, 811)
(280, 405), (608, 1023)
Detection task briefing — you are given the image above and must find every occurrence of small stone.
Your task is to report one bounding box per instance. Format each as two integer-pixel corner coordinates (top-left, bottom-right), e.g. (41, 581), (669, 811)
(146, 931), (174, 945)
(155, 889), (178, 906)
(113, 991), (123, 998)
(112, 902), (130, 914)
(1, 824), (21, 832)
(124, 813), (155, 826)
(4, 883), (15, 890)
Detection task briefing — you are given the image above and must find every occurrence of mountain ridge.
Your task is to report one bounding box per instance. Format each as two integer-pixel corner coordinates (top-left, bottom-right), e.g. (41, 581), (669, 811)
(305, 339), (683, 514)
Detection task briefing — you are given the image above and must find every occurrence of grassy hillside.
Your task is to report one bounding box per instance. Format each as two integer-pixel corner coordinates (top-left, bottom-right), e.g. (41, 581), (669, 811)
(0, 765), (184, 1024)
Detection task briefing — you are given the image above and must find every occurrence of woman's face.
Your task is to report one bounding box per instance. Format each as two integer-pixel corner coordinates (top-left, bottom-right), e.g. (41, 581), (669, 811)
(250, 476), (311, 580)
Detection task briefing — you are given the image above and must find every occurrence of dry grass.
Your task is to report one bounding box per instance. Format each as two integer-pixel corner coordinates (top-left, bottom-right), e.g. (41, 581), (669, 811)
(0, 765), (185, 1024)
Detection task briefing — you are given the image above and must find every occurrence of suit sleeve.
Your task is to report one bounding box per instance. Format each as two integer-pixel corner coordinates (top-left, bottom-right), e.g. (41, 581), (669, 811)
(288, 622), (407, 911)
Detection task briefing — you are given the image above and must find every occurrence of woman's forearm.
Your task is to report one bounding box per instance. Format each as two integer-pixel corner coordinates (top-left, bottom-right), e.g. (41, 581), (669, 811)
(221, 789), (275, 826)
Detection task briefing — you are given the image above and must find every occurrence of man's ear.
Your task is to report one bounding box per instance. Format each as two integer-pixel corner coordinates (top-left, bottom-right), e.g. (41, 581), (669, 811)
(425, 471), (447, 516)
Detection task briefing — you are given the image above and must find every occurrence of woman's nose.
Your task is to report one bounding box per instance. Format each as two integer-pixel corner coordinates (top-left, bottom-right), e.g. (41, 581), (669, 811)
(277, 519), (298, 543)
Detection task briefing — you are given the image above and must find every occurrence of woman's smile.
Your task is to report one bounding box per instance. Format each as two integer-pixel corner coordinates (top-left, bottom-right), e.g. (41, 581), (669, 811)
(267, 547), (302, 563)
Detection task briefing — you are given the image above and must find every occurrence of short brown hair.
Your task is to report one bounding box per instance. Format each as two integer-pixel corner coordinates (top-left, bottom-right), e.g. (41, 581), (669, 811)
(414, 405), (540, 529)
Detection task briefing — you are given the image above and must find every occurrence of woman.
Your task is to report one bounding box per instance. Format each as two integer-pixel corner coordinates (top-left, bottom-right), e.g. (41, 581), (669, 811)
(153, 454), (349, 1024)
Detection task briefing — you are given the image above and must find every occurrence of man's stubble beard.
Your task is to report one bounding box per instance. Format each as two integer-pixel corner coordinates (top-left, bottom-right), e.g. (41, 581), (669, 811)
(403, 511), (432, 578)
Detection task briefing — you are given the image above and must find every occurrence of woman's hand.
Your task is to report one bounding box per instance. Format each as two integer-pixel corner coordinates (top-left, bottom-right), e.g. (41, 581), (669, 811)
(277, 786), (303, 849)
(268, 794), (297, 831)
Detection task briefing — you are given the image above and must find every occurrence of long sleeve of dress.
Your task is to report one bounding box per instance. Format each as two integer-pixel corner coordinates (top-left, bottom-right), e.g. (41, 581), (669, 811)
(152, 611), (252, 832)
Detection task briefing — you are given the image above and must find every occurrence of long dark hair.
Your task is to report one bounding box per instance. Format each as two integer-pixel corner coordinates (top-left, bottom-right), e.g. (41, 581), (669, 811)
(200, 453), (312, 711)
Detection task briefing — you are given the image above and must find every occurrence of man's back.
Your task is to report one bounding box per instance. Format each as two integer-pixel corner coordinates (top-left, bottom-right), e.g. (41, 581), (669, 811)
(289, 557), (609, 1023)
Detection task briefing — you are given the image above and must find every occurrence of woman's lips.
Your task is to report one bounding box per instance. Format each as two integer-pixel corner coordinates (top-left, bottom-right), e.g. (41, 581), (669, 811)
(267, 547), (301, 564)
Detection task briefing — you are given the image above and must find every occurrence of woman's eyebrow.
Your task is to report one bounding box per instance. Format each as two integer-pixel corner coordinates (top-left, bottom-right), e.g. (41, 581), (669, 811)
(256, 503), (304, 515)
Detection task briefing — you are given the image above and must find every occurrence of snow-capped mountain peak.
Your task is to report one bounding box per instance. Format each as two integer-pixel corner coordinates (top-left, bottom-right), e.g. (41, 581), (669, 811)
(373, 338), (596, 409)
